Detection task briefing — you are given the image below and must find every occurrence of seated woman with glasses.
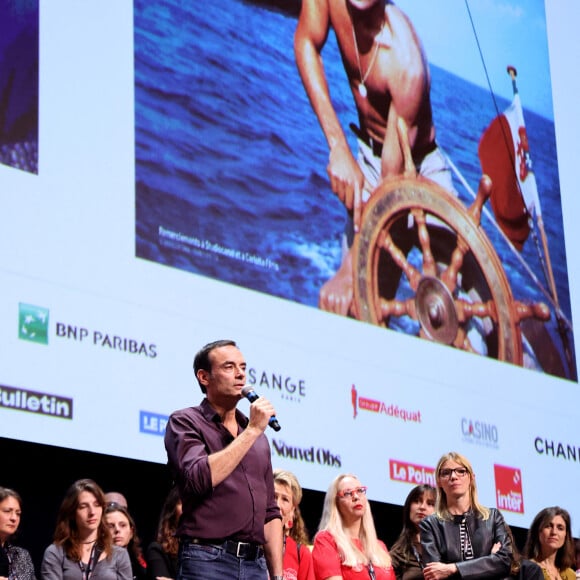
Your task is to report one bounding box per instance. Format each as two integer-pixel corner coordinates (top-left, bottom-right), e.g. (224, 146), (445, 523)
(419, 452), (512, 580)
(312, 473), (395, 580)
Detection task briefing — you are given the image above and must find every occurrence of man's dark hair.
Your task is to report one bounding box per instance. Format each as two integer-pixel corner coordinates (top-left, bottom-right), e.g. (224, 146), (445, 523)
(193, 339), (237, 393)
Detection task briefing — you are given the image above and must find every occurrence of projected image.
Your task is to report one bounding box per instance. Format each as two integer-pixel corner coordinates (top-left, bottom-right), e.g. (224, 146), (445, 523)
(0, 0), (39, 174)
(134, 1), (575, 380)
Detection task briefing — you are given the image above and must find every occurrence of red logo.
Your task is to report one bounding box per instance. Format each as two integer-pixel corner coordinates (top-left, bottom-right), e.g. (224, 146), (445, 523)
(390, 459), (435, 486)
(351, 385), (422, 423)
(494, 464), (524, 513)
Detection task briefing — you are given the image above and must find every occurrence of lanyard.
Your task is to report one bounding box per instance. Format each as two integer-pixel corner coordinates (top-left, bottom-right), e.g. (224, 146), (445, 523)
(0, 545), (11, 577)
(412, 544), (424, 569)
(79, 544), (100, 580)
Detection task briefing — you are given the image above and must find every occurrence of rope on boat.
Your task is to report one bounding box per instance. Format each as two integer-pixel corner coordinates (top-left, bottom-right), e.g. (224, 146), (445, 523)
(462, 0), (574, 370)
(441, 150), (572, 332)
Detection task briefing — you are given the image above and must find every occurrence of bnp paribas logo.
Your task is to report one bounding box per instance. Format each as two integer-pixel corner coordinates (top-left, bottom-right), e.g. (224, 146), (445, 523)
(18, 303), (49, 345)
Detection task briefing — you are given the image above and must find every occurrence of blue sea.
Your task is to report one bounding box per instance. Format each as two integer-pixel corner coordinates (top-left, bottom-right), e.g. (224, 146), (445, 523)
(134, 0), (574, 377)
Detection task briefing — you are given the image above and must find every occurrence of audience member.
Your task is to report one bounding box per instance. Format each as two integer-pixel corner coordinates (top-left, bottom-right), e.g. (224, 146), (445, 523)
(312, 473), (394, 579)
(419, 451), (512, 580)
(273, 469), (315, 580)
(6, 463), (578, 580)
(0, 487), (36, 580)
(41, 478), (132, 580)
(104, 504), (147, 580)
(104, 493), (128, 510)
(501, 523), (543, 580)
(524, 506), (576, 580)
(145, 487), (182, 580)
(389, 484), (436, 580)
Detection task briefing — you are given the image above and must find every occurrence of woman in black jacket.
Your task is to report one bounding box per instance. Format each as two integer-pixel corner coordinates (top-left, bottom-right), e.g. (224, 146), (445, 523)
(419, 452), (512, 580)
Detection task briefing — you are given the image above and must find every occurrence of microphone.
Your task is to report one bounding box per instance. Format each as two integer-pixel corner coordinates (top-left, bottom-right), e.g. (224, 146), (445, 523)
(241, 386), (281, 431)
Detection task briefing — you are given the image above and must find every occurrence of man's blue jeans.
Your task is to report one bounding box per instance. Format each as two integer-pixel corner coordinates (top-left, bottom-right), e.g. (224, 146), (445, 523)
(177, 542), (268, 580)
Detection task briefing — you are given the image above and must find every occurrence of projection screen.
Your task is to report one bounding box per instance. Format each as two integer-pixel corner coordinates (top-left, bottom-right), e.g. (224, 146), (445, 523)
(1, 0), (579, 531)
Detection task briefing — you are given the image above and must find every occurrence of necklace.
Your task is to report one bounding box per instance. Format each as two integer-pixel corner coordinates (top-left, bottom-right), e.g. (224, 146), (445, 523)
(537, 559), (560, 580)
(350, 15), (385, 98)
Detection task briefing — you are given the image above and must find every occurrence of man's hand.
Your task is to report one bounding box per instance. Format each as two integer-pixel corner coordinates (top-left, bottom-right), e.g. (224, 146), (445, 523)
(327, 143), (365, 231)
(423, 562), (458, 580)
(247, 396), (277, 433)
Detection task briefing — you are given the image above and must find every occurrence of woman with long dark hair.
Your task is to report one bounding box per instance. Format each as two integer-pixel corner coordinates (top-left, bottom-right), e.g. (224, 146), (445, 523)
(41, 479), (131, 580)
(145, 487), (182, 580)
(389, 484), (435, 580)
(524, 507), (576, 580)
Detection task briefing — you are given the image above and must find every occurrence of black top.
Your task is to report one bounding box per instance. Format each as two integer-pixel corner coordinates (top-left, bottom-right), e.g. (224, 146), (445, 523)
(0, 543), (37, 580)
(145, 542), (177, 580)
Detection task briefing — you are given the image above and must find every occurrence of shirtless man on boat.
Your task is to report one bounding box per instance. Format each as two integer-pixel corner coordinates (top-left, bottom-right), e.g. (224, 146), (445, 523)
(295, 0), (454, 315)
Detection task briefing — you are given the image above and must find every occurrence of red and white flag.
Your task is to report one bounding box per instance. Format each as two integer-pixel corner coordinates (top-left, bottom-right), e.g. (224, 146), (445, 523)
(478, 90), (540, 251)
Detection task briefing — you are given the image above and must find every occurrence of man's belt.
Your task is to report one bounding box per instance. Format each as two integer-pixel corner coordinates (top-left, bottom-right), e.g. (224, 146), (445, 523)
(189, 538), (264, 560)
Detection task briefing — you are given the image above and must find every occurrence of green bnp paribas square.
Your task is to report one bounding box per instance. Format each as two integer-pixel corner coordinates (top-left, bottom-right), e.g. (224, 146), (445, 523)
(18, 303), (49, 344)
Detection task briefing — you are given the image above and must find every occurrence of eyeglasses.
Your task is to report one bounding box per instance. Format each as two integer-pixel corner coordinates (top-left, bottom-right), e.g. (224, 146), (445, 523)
(439, 468), (468, 479)
(337, 486), (367, 499)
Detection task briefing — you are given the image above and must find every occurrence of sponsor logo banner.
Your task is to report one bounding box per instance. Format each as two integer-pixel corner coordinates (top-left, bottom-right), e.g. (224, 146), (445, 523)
(0, 384), (73, 419)
(246, 367), (306, 403)
(494, 464), (524, 513)
(17, 303), (158, 358)
(351, 384), (422, 423)
(461, 418), (499, 449)
(271, 438), (341, 468)
(56, 323), (157, 358)
(390, 459), (436, 486)
(140, 411), (169, 436)
(534, 437), (580, 462)
(18, 303), (49, 345)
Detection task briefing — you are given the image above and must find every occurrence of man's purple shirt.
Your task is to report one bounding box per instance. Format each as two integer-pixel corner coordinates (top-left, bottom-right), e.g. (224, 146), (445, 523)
(164, 398), (280, 544)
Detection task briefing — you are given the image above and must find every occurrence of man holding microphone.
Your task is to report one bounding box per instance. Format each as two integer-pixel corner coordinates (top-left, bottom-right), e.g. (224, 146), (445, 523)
(164, 339), (283, 579)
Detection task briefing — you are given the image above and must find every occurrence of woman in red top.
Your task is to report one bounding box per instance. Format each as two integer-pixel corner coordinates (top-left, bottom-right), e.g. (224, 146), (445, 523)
(312, 473), (395, 580)
(274, 469), (315, 580)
